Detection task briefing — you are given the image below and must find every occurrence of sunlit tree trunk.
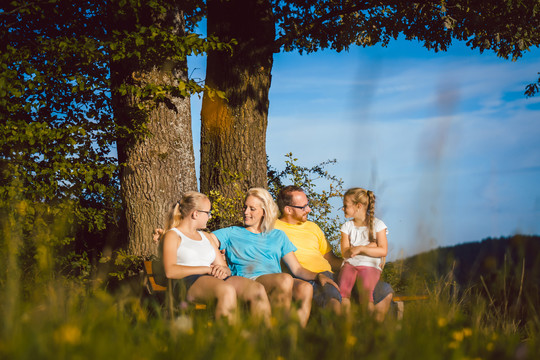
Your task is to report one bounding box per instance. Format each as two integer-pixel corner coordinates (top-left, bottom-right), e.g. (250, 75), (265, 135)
(111, 6), (197, 257)
(200, 0), (275, 201)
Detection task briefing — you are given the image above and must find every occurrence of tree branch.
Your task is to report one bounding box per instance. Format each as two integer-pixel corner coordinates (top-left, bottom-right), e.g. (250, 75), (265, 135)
(274, 1), (373, 52)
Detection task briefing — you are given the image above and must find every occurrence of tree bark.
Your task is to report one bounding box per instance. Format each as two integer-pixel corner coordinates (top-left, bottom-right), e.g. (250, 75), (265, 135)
(200, 0), (275, 200)
(119, 77), (196, 257)
(111, 7), (197, 257)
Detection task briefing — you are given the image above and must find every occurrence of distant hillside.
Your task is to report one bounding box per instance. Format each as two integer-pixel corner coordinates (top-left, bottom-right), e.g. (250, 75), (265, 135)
(385, 235), (540, 297)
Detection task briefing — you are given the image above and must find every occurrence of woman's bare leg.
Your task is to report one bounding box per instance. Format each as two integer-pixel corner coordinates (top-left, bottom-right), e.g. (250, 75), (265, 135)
(225, 276), (271, 323)
(256, 273), (294, 312)
(292, 278), (313, 327)
(187, 276), (237, 322)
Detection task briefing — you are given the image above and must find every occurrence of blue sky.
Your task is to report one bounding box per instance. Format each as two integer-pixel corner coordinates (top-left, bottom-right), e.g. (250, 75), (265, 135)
(189, 39), (540, 261)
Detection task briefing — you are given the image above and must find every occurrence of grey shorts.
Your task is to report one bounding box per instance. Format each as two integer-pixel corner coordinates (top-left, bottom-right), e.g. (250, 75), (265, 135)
(373, 281), (394, 304)
(306, 271), (342, 308)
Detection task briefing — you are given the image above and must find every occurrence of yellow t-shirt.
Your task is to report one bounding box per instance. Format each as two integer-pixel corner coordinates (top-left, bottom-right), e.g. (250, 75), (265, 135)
(274, 219), (333, 273)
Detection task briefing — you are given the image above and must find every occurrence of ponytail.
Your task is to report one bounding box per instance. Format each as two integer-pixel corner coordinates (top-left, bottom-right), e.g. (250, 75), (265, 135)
(158, 191), (209, 256)
(162, 191), (209, 238)
(366, 190), (376, 243)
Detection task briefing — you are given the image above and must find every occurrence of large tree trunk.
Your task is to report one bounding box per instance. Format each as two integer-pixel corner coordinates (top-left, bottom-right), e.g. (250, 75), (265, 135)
(111, 6), (197, 257)
(200, 0), (275, 201)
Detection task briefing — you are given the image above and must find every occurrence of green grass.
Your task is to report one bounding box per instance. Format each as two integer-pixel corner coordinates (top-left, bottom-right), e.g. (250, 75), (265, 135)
(1, 200), (538, 359)
(1, 273), (538, 360)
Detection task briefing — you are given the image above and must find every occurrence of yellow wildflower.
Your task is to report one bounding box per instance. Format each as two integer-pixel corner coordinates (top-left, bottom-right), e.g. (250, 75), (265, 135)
(54, 324), (81, 345)
(437, 317), (448, 327)
(452, 331), (464, 342)
(346, 335), (357, 348)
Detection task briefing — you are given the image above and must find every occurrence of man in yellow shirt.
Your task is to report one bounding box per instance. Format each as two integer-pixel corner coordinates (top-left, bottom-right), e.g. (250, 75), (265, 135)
(275, 185), (394, 318)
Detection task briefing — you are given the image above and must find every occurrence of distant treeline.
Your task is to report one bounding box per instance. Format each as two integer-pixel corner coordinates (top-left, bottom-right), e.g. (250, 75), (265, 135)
(385, 235), (539, 297)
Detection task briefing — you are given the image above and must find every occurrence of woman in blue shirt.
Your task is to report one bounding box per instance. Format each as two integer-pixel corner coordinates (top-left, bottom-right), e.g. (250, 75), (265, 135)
(211, 188), (338, 327)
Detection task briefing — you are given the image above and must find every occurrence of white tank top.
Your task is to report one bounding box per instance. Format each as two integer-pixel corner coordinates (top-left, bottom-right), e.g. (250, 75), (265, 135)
(169, 228), (216, 267)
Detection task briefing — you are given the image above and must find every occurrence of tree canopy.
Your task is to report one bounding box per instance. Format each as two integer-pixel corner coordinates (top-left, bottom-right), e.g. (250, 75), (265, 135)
(0, 0), (225, 257)
(2, 0), (539, 261)
(1, 1), (117, 233)
(272, 0), (540, 61)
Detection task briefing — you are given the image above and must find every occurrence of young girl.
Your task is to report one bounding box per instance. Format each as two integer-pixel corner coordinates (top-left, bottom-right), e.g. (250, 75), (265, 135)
(338, 187), (388, 319)
(160, 191), (271, 323)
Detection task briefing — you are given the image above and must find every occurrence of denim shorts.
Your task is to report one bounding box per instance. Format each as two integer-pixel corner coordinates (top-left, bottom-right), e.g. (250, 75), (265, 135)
(171, 274), (210, 300)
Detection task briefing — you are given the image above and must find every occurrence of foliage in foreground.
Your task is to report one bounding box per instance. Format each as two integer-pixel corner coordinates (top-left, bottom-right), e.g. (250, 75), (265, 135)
(2, 183), (540, 359)
(1, 270), (539, 360)
(2, 150), (540, 359)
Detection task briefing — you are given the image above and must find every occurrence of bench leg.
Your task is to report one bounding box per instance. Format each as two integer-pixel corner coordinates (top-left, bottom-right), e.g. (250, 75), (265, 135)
(395, 301), (404, 320)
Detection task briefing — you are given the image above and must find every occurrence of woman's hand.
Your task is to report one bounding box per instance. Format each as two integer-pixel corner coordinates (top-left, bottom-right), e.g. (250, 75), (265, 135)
(153, 228), (164, 243)
(210, 264), (230, 279)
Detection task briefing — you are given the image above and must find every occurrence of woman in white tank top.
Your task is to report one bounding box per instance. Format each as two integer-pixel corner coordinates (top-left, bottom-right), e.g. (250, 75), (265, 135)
(160, 191), (271, 323)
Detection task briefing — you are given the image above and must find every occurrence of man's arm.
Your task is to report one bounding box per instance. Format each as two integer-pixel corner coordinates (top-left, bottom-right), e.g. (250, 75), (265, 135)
(282, 252), (339, 290)
(323, 251), (343, 273)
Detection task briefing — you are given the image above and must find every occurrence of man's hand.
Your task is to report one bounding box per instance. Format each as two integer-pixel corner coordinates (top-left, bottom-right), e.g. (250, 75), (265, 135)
(153, 228), (164, 243)
(317, 273), (340, 291)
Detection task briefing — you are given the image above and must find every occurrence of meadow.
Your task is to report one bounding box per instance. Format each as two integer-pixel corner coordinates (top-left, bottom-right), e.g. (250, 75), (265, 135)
(1, 185), (538, 359)
(1, 244), (538, 360)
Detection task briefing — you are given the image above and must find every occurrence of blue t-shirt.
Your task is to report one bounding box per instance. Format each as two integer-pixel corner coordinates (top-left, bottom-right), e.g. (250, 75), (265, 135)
(213, 226), (297, 279)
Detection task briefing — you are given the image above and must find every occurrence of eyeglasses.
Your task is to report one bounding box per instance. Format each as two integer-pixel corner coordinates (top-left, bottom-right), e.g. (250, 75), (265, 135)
(197, 209), (212, 217)
(287, 203), (310, 211)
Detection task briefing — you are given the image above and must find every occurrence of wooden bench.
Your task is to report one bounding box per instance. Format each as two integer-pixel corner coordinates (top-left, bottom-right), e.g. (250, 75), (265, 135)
(393, 295), (428, 302)
(391, 295), (428, 321)
(142, 260), (207, 312)
(143, 260), (424, 320)
(143, 260), (167, 293)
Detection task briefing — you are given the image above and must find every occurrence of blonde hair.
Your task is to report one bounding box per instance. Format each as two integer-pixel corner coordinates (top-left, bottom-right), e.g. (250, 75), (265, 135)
(344, 187), (376, 243)
(164, 191), (209, 232)
(245, 187), (278, 233)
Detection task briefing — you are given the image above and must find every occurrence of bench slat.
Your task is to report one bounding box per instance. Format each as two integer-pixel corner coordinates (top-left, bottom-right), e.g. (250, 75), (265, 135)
(143, 260), (207, 310)
(143, 260), (167, 292)
(393, 295), (428, 302)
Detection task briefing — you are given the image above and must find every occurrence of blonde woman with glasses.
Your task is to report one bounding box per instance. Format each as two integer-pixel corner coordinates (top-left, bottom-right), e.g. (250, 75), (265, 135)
(158, 191), (271, 323)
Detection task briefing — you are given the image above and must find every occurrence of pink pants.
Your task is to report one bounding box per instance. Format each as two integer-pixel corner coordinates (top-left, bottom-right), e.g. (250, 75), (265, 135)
(338, 262), (381, 302)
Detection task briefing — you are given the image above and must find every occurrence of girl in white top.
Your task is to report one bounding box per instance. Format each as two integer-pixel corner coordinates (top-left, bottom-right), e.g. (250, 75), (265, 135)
(338, 187), (388, 319)
(160, 191), (271, 323)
